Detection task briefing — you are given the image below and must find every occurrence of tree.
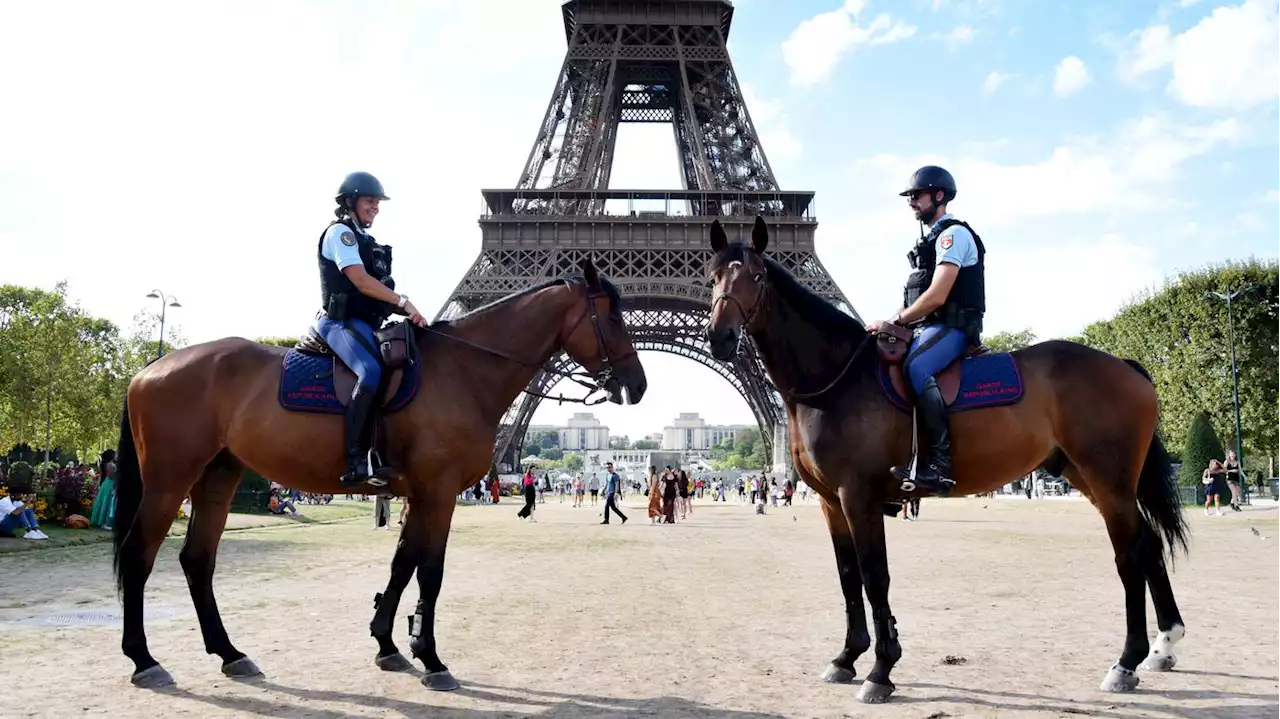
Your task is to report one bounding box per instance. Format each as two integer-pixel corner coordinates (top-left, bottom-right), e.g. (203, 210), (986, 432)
(632, 439), (659, 450)
(563, 452), (584, 471)
(986, 328), (1037, 353)
(1178, 411), (1225, 502)
(534, 430), (559, 449)
(256, 336), (301, 349)
(1078, 259), (1278, 461)
(540, 447), (564, 461)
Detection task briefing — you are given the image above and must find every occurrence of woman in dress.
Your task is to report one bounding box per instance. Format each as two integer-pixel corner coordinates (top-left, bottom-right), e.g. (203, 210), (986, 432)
(90, 449), (118, 530)
(660, 466), (679, 524)
(646, 465), (662, 524)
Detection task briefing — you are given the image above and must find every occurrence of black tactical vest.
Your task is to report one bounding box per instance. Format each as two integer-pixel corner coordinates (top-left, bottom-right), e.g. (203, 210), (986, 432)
(902, 218), (986, 338)
(317, 218), (396, 326)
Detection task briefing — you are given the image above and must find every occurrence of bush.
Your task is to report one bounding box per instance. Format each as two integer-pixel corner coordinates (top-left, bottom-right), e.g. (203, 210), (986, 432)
(1179, 410), (1226, 501)
(6, 461), (33, 493)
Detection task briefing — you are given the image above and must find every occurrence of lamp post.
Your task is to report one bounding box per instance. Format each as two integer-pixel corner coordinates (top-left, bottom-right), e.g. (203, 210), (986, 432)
(1205, 284), (1255, 505)
(146, 290), (182, 360)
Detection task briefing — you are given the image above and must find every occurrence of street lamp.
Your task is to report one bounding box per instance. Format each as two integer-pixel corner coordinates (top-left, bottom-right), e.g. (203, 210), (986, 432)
(146, 289), (182, 360)
(1205, 284), (1255, 505)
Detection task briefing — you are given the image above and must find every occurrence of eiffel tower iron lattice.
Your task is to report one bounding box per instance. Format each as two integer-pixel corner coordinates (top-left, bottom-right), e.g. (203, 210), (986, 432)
(435, 0), (861, 471)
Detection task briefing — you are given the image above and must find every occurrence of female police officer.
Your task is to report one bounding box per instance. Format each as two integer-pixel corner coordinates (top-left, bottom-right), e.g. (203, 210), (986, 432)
(315, 171), (428, 489)
(865, 166), (986, 497)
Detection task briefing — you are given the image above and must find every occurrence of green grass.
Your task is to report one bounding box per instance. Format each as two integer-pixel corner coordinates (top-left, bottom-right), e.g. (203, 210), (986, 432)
(0, 501), (399, 555)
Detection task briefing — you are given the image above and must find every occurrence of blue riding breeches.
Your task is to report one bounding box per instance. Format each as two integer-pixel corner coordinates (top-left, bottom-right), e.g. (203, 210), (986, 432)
(903, 324), (967, 395)
(314, 315), (382, 394)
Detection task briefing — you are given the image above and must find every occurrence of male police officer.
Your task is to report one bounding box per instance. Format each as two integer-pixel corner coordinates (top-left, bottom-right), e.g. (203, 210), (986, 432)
(865, 166), (985, 497)
(315, 171), (428, 489)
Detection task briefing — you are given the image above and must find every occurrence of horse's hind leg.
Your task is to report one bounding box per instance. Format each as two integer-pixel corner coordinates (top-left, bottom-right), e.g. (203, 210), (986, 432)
(1138, 522), (1185, 672)
(179, 452), (261, 678)
(819, 496), (870, 684)
(1083, 480), (1151, 693)
(120, 487), (189, 687)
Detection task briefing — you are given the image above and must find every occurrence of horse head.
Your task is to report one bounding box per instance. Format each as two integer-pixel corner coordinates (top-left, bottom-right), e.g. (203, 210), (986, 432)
(560, 257), (647, 405)
(705, 216), (770, 361)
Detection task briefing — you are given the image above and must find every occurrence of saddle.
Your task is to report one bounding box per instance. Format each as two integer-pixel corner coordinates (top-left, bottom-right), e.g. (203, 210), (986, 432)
(295, 320), (417, 409)
(874, 322), (991, 405)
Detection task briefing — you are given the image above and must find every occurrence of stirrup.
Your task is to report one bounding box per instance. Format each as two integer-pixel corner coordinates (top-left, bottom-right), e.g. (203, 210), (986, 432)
(898, 472), (954, 498)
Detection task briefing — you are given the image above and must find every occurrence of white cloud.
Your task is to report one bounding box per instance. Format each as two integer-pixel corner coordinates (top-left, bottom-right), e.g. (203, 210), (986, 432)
(1119, 0), (1280, 110)
(981, 70), (1014, 95)
(825, 113), (1243, 337)
(938, 25), (976, 48)
(1053, 56), (1091, 97)
(781, 0), (917, 86)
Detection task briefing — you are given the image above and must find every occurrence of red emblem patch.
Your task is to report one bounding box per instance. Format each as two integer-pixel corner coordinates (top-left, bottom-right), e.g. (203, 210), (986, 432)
(939, 235), (954, 250)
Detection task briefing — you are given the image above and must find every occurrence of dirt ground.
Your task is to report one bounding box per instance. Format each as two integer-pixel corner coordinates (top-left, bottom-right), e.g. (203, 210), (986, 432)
(3, 494), (1276, 718)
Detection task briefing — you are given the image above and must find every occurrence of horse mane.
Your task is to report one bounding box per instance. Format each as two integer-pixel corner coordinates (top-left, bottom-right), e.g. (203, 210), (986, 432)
(433, 275), (622, 329)
(711, 243), (865, 338)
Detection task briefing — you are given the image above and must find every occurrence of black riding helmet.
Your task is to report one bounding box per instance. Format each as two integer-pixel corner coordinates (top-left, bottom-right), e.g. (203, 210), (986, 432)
(899, 165), (957, 203)
(335, 171), (390, 205)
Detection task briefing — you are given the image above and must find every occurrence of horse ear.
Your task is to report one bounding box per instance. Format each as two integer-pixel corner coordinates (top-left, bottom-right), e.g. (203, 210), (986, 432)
(751, 215), (769, 254)
(580, 256), (600, 288)
(710, 219), (728, 252)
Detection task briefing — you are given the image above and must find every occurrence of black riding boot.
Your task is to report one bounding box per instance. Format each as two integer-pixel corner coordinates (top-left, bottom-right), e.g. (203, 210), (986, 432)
(892, 375), (956, 497)
(340, 384), (382, 489)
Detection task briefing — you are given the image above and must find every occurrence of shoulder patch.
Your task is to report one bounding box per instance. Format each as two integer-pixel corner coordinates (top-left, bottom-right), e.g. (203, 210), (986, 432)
(939, 235), (954, 250)
(340, 231), (356, 247)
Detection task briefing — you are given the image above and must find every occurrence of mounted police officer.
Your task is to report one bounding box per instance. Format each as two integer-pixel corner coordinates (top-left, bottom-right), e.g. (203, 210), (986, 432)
(865, 165), (985, 497)
(315, 171), (428, 489)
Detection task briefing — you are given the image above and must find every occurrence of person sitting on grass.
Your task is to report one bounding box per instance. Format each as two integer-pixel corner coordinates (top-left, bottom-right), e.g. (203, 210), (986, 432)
(0, 493), (48, 540)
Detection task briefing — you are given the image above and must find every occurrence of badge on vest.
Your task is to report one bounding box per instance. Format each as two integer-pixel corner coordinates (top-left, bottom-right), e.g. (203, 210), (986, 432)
(940, 235), (954, 250)
(340, 231), (356, 246)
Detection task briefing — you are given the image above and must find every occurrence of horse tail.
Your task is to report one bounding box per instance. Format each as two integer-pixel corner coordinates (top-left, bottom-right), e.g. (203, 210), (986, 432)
(113, 395), (143, 594)
(1124, 358), (1190, 563)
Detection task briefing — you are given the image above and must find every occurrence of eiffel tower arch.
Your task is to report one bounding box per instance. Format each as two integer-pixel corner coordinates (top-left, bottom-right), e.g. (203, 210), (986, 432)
(435, 0), (861, 470)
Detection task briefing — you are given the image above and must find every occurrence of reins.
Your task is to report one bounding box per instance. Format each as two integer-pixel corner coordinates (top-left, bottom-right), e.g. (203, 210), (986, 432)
(421, 284), (633, 406)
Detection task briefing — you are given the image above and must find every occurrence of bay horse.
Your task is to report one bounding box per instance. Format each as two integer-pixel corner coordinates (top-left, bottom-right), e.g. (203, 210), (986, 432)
(704, 217), (1189, 703)
(112, 258), (647, 690)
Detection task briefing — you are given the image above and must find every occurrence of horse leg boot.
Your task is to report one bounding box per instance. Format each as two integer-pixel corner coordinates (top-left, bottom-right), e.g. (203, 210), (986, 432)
(369, 522), (423, 672)
(893, 376), (955, 498)
(340, 384), (384, 490)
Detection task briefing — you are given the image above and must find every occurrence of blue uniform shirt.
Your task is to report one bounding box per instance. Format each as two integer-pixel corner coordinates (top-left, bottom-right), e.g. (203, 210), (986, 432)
(605, 472), (620, 495)
(930, 213), (979, 269)
(320, 220), (367, 272)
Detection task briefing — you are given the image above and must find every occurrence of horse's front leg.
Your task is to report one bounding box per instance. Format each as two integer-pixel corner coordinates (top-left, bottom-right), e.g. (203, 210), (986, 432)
(368, 496), (420, 672)
(840, 484), (903, 704)
(406, 482), (461, 691)
(819, 495), (870, 684)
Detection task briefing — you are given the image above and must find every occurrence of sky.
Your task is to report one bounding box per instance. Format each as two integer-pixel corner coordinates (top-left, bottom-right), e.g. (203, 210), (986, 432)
(1, 0), (1277, 441)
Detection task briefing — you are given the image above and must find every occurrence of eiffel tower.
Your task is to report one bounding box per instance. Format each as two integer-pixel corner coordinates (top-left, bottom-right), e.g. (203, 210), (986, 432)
(435, 0), (860, 470)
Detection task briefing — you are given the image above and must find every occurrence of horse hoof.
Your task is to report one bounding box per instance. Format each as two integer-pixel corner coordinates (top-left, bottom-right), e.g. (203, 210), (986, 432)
(856, 680), (895, 704)
(421, 669), (461, 691)
(131, 664), (175, 689)
(221, 657), (263, 678)
(1139, 653), (1178, 672)
(822, 663), (857, 684)
(1099, 664), (1139, 692)
(376, 653), (414, 672)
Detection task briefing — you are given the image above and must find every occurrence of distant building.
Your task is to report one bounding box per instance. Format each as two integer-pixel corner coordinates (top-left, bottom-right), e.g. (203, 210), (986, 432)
(661, 412), (752, 450)
(523, 413), (609, 451)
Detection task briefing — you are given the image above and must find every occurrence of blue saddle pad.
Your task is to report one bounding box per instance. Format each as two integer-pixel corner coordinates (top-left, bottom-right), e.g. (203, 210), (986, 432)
(879, 351), (1024, 414)
(278, 349), (420, 415)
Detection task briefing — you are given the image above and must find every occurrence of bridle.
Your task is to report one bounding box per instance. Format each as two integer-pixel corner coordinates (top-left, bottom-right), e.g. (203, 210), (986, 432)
(711, 260), (768, 335)
(710, 260), (872, 401)
(425, 283), (635, 406)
